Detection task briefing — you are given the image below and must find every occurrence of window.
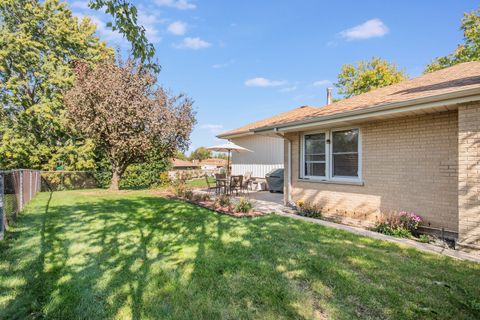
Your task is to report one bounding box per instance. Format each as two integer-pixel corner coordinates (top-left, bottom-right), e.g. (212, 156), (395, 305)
(304, 133), (326, 177)
(301, 128), (361, 181)
(332, 129), (359, 178)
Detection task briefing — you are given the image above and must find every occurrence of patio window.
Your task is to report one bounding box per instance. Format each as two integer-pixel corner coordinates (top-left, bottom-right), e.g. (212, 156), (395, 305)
(301, 128), (361, 181)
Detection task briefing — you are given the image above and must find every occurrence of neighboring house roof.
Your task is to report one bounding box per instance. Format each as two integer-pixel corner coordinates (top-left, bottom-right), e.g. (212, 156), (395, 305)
(171, 159), (200, 168)
(200, 158), (227, 166)
(219, 61), (480, 137)
(217, 106), (318, 138)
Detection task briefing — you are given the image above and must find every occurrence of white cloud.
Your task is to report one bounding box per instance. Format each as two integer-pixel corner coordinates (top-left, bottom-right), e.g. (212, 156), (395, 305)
(174, 37), (211, 49)
(312, 80), (331, 87)
(245, 77), (287, 87)
(279, 86), (297, 92)
(168, 21), (187, 35)
(200, 124), (224, 134)
(137, 10), (162, 43)
(76, 14), (125, 44)
(339, 18), (389, 40)
(155, 0), (196, 10)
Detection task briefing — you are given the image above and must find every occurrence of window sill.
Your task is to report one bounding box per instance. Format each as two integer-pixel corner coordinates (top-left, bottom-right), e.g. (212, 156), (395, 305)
(296, 178), (364, 186)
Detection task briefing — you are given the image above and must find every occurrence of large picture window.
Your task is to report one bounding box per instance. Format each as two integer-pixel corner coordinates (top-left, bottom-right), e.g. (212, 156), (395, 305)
(301, 128), (360, 181)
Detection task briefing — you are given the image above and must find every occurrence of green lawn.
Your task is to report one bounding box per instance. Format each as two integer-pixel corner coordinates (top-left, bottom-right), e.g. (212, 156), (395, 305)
(1, 190), (479, 319)
(185, 176), (214, 188)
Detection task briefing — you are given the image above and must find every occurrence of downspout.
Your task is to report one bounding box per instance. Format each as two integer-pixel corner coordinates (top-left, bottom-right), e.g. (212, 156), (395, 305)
(274, 130), (293, 206)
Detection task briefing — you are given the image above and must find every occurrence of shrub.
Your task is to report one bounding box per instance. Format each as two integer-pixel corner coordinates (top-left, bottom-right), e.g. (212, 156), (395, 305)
(193, 193), (210, 202)
(215, 194), (231, 208)
(374, 211), (423, 238)
(418, 234), (430, 243)
(296, 201), (322, 218)
(234, 197), (253, 213)
(183, 189), (194, 201)
(398, 211), (422, 232)
(172, 180), (187, 197)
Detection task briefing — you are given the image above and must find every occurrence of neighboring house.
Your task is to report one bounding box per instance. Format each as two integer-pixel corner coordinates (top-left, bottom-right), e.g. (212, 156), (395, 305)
(218, 106), (317, 178)
(227, 61), (480, 252)
(198, 158), (227, 171)
(169, 158), (201, 179)
(171, 159), (200, 170)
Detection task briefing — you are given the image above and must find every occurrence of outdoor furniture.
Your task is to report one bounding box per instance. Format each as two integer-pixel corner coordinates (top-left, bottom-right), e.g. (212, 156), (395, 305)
(205, 175), (218, 195)
(215, 173), (226, 180)
(229, 175), (243, 196)
(243, 171), (253, 191)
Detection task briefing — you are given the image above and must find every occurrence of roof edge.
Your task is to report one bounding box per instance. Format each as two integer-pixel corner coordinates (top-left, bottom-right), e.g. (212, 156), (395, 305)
(253, 87), (480, 133)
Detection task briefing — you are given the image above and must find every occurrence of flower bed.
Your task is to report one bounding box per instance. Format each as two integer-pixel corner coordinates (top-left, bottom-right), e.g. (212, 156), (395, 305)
(166, 188), (268, 218)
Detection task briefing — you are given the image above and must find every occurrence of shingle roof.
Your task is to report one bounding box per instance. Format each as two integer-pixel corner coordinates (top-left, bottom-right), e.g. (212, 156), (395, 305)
(217, 106), (318, 138)
(219, 61), (480, 137)
(172, 159), (199, 168)
(200, 158), (227, 166)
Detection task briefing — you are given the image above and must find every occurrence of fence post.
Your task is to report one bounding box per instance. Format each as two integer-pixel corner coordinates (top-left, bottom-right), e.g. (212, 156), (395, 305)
(0, 173), (4, 240)
(29, 170), (33, 201)
(19, 170), (23, 210)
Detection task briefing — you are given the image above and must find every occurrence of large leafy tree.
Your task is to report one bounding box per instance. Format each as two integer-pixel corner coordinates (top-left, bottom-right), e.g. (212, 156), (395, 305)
(89, 0), (159, 72)
(65, 60), (196, 190)
(189, 147), (212, 161)
(425, 8), (480, 73)
(335, 57), (407, 98)
(0, 0), (113, 169)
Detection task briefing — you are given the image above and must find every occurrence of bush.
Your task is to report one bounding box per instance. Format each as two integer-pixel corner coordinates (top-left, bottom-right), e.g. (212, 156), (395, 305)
(374, 211), (423, 238)
(215, 194), (231, 208)
(398, 211), (422, 232)
(296, 200), (322, 218)
(119, 161), (170, 189)
(173, 180), (187, 197)
(234, 197), (253, 213)
(193, 193), (210, 202)
(184, 189), (194, 201)
(418, 234), (430, 243)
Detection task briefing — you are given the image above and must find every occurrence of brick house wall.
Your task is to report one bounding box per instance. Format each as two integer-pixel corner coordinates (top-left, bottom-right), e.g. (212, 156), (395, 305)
(458, 102), (480, 249)
(284, 110), (459, 232)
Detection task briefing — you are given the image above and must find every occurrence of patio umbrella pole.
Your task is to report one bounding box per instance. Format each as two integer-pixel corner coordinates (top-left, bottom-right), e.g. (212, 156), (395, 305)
(227, 149), (231, 177)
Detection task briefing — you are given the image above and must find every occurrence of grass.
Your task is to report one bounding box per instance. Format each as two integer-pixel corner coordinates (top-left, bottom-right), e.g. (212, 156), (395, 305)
(185, 176), (214, 188)
(0, 190), (479, 320)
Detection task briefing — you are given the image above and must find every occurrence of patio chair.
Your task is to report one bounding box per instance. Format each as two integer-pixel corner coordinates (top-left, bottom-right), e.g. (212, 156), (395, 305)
(242, 172), (253, 191)
(215, 173), (226, 180)
(205, 175), (218, 195)
(229, 175), (243, 196)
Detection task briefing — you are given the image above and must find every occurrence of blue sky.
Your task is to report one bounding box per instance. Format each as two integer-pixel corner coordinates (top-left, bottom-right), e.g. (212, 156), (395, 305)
(70, 0), (477, 154)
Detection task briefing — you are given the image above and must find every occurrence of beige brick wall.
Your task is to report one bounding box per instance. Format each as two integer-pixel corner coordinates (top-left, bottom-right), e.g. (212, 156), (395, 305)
(285, 110), (459, 232)
(458, 102), (480, 247)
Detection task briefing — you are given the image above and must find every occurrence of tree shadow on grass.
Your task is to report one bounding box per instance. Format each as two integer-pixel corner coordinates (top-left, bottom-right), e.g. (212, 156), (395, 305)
(0, 191), (479, 319)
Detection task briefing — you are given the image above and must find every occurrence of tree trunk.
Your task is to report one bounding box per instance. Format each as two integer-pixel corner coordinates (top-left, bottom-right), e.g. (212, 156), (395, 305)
(109, 167), (122, 191)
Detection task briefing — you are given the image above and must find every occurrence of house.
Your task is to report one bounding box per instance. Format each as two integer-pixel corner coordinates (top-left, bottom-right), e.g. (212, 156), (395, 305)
(171, 158), (200, 170)
(169, 158), (201, 180)
(198, 158), (227, 171)
(217, 106), (317, 178)
(224, 61), (480, 252)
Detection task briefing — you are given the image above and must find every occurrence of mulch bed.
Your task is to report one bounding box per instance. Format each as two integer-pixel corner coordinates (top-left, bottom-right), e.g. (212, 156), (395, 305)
(153, 191), (269, 218)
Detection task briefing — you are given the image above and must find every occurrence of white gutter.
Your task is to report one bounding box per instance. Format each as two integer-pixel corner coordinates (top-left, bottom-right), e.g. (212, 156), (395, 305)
(252, 88), (480, 133)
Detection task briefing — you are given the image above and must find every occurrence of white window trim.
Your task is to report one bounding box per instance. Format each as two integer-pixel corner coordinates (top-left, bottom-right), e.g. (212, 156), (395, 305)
(302, 130), (328, 180)
(300, 127), (362, 183)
